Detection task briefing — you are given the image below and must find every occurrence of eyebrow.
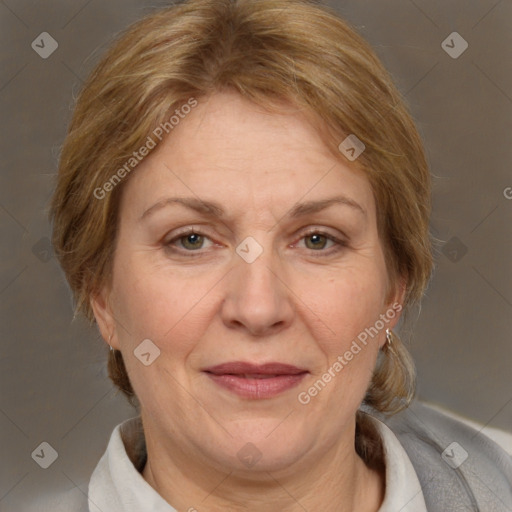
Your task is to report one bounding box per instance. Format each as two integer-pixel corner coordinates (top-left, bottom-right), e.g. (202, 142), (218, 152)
(139, 195), (366, 222)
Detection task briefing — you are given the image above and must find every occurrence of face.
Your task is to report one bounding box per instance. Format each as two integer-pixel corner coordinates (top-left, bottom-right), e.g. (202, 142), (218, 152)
(92, 90), (403, 475)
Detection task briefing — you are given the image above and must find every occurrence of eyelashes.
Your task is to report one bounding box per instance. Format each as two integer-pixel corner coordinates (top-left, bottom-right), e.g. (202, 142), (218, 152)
(163, 227), (348, 258)
(297, 229), (347, 252)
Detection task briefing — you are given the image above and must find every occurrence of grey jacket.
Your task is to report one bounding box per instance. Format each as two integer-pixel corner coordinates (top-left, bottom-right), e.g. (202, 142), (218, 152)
(378, 401), (512, 511)
(37, 401), (512, 511)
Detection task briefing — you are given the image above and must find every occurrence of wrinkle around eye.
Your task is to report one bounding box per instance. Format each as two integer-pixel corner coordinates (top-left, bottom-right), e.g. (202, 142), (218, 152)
(159, 229), (352, 262)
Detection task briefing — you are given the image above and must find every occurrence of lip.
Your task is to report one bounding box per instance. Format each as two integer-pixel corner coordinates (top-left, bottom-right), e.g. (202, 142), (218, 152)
(203, 362), (309, 399)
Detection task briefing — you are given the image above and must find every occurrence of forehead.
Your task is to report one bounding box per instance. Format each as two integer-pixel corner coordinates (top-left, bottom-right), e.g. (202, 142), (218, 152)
(120, 90), (375, 220)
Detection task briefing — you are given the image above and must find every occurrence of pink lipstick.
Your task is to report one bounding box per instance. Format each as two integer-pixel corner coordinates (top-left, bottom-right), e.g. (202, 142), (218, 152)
(203, 362), (308, 399)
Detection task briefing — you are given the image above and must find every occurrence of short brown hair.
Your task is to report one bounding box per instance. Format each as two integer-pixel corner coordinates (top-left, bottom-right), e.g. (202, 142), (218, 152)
(50, 0), (432, 417)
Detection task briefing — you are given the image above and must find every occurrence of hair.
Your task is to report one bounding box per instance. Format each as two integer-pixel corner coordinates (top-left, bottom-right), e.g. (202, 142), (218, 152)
(50, 0), (432, 462)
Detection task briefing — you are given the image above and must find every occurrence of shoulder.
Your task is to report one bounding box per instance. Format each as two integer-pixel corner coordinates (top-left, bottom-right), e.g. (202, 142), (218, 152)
(384, 400), (512, 471)
(372, 401), (512, 511)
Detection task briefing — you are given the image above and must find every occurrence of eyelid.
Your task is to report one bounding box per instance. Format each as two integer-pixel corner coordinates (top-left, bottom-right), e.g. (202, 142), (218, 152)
(293, 228), (348, 252)
(164, 226), (217, 251)
(298, 226), (346, 240)
(163, 226), (348, 256)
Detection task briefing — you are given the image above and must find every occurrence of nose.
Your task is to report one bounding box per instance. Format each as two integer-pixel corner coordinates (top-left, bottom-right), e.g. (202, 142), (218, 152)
(220, 244), (295, 337)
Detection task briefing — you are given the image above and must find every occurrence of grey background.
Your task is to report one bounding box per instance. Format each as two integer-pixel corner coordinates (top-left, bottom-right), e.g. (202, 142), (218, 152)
(0, 0), (510, 510)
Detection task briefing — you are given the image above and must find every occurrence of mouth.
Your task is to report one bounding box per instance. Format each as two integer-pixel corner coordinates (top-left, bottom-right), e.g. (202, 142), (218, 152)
(203, 362), (309, 399)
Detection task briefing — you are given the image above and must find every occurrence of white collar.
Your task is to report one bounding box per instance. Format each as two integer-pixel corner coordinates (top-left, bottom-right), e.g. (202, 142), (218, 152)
(88, 414), (427, 512)
(368, 416), (427, 511)
(88, 417), (174, 512)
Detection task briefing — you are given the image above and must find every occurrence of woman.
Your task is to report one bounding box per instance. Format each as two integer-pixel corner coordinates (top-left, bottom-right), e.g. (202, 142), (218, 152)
(50, 0), (512, 510)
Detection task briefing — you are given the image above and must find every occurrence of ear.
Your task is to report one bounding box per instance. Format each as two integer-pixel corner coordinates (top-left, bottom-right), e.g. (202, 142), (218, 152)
(90, 286), (119, 350)
(382, 275), (407, 334)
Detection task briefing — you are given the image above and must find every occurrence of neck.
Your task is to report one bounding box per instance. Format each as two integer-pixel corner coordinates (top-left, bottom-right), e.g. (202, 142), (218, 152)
(141, 421), (385, 512)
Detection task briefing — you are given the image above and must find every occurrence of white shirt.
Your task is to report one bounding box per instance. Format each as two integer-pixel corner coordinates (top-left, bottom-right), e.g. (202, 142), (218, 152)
(87, 415), (427, 512)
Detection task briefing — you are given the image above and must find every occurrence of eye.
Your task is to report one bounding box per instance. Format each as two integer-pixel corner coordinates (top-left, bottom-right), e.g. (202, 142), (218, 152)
(164, 228), (347, 257)
(180, 233), (207, 250)
(304, 233), (331, 250)
(165, 229), (214, 253)
(297, 230), (347, 254)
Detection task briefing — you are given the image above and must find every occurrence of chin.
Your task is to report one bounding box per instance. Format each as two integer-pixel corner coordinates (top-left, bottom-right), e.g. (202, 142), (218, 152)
(203, 423), (313, 475)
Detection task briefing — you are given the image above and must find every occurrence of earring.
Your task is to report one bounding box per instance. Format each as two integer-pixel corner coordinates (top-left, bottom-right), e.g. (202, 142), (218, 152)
(108, 333), (114, 352)
(385, 328), (393, 348)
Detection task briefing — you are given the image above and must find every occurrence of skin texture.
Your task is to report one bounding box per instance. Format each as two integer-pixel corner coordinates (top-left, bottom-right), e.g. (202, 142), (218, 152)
(91, 90), (404, 512)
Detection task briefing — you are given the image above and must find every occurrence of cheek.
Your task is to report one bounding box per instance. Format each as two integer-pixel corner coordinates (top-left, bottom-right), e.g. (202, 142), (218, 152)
(109, 256), (220, 408)
(296, 271), (386, 415)
(294, 262), (388, 409)
(300, 263), (388, 349)
(110, 253), (218, 352)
